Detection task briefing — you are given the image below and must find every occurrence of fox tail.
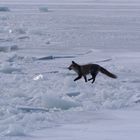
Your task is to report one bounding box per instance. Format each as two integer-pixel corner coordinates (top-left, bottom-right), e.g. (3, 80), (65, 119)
(99, 66), (117, 79)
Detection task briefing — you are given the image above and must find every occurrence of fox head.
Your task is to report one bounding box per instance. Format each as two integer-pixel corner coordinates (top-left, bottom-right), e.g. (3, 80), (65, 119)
(68, 61), (79, 71)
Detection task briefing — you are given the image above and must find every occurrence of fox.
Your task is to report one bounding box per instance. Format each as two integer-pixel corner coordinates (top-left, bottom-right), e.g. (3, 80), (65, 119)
(68, 61), (117, 83)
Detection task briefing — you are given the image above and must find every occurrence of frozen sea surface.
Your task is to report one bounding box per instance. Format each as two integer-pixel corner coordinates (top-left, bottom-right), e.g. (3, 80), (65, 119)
(0, 0), (140, 139)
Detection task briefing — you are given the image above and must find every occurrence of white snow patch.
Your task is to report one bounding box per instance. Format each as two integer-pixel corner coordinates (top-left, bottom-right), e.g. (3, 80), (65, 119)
(33, 74), (44, 81)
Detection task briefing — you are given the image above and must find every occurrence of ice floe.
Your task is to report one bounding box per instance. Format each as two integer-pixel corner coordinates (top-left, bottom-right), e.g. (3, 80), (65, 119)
(42, 94), (81, 110)
(39, 7), (49, 12)
(0, 7), (10, 12)
(0, 44), (18, 52)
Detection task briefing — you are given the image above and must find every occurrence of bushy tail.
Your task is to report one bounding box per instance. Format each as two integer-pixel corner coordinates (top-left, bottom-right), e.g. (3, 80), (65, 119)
(99, 66), (117, 79)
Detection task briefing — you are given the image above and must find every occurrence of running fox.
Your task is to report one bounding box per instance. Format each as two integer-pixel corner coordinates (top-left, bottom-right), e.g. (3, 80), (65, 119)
(68, 61), (117, 83)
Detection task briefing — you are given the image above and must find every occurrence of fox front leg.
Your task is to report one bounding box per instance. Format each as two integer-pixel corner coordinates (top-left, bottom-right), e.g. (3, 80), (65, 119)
(74, 75), (82, 81)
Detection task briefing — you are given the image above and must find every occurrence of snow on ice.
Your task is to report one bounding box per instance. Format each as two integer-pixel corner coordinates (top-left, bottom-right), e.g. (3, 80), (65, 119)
(0, 0), (140, 140)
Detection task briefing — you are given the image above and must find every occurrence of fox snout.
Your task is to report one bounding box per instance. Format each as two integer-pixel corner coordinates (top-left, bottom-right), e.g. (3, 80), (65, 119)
(68, 61), (76, 70)
(68, 66), (72, 70)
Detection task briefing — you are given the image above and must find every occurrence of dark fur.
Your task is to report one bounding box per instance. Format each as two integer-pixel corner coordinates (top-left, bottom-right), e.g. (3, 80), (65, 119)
(68, 61), (117, 83)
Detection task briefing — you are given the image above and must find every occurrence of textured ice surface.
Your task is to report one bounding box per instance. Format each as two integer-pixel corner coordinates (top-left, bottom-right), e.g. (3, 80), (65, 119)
(0, 0), (140, 139)
(4, 124), (27, 136)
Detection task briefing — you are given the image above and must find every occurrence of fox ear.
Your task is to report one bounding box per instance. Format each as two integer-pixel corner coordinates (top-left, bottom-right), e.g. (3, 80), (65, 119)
(72, 61), (75, 64)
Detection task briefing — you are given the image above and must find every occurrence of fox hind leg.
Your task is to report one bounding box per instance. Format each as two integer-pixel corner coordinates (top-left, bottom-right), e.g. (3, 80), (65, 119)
(83, 75), (87, 82)
(88, 69), (99, 84)
(91, 77), (95, 83)
(88, 77), (93, 81)
(88, 76), (95, 83)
